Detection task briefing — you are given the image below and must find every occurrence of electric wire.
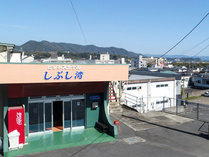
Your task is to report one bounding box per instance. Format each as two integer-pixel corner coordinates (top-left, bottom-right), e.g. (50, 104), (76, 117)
(186, 36), (209, 52)
(69, 0), (88, 43)
(160, 12), (209, 57)
(191, 43), (209, 57)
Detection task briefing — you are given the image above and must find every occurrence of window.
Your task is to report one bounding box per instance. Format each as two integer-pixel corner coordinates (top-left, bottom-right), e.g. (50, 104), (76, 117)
(132, 87), (137, 90)
(127, 87), (131, 90)
(156, 99), (168, 104)
(156, 84), (168, 88)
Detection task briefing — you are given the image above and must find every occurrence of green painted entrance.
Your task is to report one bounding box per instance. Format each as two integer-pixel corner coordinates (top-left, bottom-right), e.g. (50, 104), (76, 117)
(6, 128), (115, 157)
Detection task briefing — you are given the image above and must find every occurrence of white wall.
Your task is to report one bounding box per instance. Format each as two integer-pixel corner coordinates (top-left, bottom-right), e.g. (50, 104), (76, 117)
(124, 80), (176, 113)
(0, 52), (7, 62)
(100, 53), (110, 61)
(181, 76), (190, 88)
(10, 53), (21, 62)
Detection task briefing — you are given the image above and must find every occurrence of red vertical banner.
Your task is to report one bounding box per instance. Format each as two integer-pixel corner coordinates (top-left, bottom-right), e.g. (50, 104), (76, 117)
(8, 106), (25, 144)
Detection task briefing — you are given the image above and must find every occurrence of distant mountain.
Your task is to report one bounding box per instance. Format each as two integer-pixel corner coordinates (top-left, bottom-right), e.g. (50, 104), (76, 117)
(15, 40), (139, 57)
(144, 54), (209, 61)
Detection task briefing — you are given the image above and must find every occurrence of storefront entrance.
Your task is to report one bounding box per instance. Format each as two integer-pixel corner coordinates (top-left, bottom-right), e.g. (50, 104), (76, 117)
(28, 95), (85, 134)
(53, 101), (63, 131)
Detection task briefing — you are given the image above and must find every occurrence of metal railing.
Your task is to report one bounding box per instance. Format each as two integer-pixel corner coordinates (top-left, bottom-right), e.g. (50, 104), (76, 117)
(124, 92), (145, 112)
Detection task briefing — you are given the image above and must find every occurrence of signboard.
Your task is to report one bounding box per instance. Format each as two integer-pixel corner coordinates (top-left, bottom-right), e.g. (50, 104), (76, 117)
(8, 106), (25, 144)
(45, 65), (83, 81)
(89, 95), (101, 100)
(0, 64), (129, 84)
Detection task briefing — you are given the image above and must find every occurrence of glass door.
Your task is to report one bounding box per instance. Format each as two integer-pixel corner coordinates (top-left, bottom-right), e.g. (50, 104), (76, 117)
(72, 99), (85, 128)
(29, 102), (44, 133)
(45, 102), (52, 131)
(64, 101), (71, 129)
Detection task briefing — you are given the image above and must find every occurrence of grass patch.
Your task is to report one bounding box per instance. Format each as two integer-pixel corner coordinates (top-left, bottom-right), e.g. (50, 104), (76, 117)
(183, 96), (202, 101)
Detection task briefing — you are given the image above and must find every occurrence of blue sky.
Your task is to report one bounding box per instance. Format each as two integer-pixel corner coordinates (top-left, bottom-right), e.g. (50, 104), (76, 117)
(0, 0), (209, 56)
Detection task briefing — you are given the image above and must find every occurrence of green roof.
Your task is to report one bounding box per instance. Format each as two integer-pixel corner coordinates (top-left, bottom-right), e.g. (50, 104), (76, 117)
(160, 71), (178, 74)
(0, 43), (15, 47)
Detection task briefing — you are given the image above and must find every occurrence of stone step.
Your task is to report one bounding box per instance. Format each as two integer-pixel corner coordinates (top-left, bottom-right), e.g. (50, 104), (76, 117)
(109, 102), (123, 113)
(109, 105), (121, 109)
(109, 102), (119, 106)
(110, 108), (123, 113)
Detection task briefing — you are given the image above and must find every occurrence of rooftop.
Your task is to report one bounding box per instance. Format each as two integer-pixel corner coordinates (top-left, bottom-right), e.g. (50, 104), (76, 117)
(129, 74), (164, 81)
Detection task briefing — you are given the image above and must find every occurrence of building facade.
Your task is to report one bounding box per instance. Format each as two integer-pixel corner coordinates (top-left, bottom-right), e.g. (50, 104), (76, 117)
(123, 74), (176, 113)
(131, 55), (147, 69)
(191, 73), (209, 89)
(0, 63), (128, 156)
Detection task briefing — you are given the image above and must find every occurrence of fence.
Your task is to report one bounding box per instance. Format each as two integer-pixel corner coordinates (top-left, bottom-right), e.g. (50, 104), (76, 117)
(124, 92), (209, 123)
(163, 97), (209, 122)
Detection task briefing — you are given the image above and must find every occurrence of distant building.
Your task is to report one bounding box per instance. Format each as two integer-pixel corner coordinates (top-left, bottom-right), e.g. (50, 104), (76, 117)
(42, 54), (73, 63)
(131, 55), (147, 69)
(100, 52), (110, 61)
(143, 56), (166, 68)
(181, 75), (191, 88)
(0, 43), (15, 62)
(22, 52), (35, 63)
(131, 56), (166, 69)
(120, 58), (126, 64)
(95, 52), (115, 64)
(191, 73), (209, 89)
(0, 43), (34, 63)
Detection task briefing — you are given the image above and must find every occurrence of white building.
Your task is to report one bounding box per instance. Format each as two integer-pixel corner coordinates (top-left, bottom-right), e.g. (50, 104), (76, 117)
(181, 75), (191, 88)
(95, 52), (115, 64)
(123, 74), (176, 113)
(120, 58), (126, 64)
(0, 43), (34, 63)
(100, 52), (110, 61)
(131, 55), (147, 69)
(0, 43), (15, 62)
(42, 54), (72, 63)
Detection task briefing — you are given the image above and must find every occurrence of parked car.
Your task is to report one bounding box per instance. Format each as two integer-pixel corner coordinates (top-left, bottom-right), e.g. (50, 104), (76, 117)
(201, 91), (209, 97)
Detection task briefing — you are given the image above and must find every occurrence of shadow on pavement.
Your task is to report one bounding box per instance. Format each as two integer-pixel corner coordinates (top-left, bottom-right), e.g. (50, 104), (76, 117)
(122, 114), (209, 140)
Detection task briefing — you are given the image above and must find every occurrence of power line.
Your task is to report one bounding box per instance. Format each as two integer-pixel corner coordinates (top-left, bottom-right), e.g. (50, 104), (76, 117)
(191, 43), (209, 57)
(69, 0), (87, 43)
(186, 36), (209, 52)
(160, 12), (209, 57)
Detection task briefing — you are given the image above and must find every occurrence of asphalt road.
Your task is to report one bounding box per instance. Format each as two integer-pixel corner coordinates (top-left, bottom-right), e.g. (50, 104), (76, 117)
(18, 117), (209, 157)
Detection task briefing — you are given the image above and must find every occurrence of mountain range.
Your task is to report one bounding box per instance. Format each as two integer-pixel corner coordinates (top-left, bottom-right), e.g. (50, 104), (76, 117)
(144, 54), (209, 61)
(15, 40), (139, 57)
